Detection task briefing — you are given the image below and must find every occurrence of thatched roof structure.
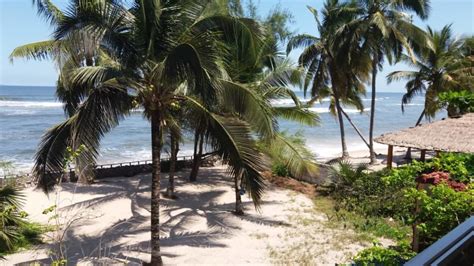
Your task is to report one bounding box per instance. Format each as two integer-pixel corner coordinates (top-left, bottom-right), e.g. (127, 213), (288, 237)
(375, 113), (474, 153)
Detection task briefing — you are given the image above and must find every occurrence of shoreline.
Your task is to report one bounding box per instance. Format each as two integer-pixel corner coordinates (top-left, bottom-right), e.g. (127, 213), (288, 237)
(1, 144), (415, 177)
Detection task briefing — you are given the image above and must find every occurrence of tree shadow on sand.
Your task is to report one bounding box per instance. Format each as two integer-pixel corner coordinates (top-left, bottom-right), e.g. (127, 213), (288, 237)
(17, 168), (290, 264)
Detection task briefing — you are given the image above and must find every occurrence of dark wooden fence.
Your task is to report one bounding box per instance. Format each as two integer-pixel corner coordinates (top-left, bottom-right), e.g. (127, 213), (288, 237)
(1, 156), (195, 182)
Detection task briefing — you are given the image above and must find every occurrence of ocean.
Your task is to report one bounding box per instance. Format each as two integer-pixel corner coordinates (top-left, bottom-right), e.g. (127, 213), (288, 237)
(0, 85), (442, 173)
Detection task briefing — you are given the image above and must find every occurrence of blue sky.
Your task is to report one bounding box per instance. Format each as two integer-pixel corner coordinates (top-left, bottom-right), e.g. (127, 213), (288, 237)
(1, 0), (473, 92)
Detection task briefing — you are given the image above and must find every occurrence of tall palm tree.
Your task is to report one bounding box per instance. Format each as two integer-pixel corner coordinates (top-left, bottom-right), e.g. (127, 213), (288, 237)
(350, 0), (430, 163)
(186, 1), (320, 183)
(287, 0), (370, 158)
(12, 1), (269, 264)
(388, 25), (471, 122)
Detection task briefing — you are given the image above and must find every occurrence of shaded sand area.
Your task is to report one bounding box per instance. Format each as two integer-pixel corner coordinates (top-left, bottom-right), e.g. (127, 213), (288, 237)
(4, 165), (391, 265)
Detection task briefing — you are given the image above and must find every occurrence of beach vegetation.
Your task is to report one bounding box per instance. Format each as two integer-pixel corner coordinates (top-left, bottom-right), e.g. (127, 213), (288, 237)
(353, 242), (416, 266)
(352, 0), (430, 164)
(5, 0), (473, 264)
(0, 161), (15, 177)
(439, 90), (474, 117)
(388, 25), (474, 122)
(0, 186), (44, 256)
(287, 0), (371, 158)
(326, 153), (473, 259)
(11, 0), (318, 264)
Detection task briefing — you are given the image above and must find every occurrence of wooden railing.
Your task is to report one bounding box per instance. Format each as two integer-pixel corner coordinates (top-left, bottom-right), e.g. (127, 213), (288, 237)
(1, 155), (194, 180)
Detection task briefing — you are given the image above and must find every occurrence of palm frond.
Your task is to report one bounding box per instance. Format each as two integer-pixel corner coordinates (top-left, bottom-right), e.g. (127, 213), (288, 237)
(32, 0), (64, 25)
(69, 82), (133, 181)
(268, 133), (319, 179)
(9, 40), (59, 62)
(184, 95), (267, 209)
(33, 120), (73, 192)
(220, 80), (276, 139)
(286, 34), (319, 54)
(273, 107), (320, 126)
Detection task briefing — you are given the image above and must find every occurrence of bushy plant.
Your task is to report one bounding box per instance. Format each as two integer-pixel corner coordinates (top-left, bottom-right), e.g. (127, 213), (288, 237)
(430, 153), (474, 183)
(271, 162), (289, 177)
(439, 90), (474, 117)
(330, 161), (414, 219)
(353, 242), (416, 266)
(329, 152), (473, 253)
(0, 186), (44, 255)
(404, 184), (474, 248)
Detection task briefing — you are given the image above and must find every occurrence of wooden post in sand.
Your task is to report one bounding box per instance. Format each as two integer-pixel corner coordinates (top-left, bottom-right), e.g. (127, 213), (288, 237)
(387, 145), (393, 169)
(420, 150), (426, 162)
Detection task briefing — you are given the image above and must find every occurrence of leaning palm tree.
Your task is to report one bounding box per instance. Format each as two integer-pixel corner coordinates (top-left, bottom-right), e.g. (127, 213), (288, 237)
(12, 1), (268, 264)
(349, 0), (430, 163)
(387, 26), (472, 159)
(388, 25), (469, 122)
(287, 0), (370, 158)
(186, 1), (320, 184)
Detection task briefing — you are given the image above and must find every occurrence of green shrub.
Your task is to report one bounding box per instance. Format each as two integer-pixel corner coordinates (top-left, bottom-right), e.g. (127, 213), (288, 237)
(329, 154), (473, 251)
(0, 186), (45, 255)
(430, 153), (474, 183)
(271, 162), (289, 177)
(353, 242), (416, 266)
(404, 184), (474, 248)
(329, 162), (414, 219)
(439, 90), (474, 117)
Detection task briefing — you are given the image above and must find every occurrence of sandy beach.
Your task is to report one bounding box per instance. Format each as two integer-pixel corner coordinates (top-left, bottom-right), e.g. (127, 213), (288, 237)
(3, 160), (395, 265)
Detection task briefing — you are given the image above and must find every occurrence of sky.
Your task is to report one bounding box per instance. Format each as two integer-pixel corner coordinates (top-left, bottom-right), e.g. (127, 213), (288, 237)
(0, 0), (473, 92)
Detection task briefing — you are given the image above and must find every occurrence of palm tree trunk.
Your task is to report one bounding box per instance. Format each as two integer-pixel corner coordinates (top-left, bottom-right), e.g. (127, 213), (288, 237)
(369, 58), (378, 164)
(405, 109), (426, 159)
(150, 111), (163, 266)
(234, 176), (244, 215)
(189, 130), (204, 182)
(189, 129), (199, 182)
(335, 96), (349, 158)
(166, 134), (178, 198)
(340, 108), (370, 150)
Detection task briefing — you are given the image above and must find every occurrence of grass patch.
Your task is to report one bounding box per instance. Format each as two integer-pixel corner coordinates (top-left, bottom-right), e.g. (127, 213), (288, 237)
(313, 195), (411, 242)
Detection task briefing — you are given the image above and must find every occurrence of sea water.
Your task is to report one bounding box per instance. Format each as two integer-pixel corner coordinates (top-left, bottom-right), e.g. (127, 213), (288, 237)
(0, 85), (441, 173)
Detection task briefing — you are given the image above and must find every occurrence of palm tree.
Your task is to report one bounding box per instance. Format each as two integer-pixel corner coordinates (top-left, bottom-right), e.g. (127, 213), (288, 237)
(12, 1), (268, 264)
(186, 1), (319, 183)
(388, 25), (470, 122)
(350, 0), (430, 163)
(287, 0), (370, 158)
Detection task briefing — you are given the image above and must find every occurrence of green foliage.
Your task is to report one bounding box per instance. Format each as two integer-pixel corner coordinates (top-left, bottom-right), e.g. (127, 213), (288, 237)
(439, 90), (474, 117)
(0, 161), (15, 177)
(329, 153), (474, 250)
(330, 161), (414, 219)
(404, 184), (474, 247)
(260, 131), (318, 179)
(271, 163), (289, 177)
(0, 186), (44, 255)
(313, 196), (411, 242)
(430, 153), (474, 183)
(353, 242), (417, 266)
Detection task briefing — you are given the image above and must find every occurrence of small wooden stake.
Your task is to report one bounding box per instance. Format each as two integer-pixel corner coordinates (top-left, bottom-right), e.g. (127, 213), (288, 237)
(387, 145), (393, 169)
(420, 150), (426, 162)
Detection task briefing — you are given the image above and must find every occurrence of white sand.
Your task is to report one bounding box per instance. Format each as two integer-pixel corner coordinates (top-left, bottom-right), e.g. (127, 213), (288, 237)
(4, 165), (390, 265)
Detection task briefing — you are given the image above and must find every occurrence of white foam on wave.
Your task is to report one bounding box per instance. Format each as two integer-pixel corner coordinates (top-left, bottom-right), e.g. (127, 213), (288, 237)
(362, 97), (390, 101)
(270, 97), (333, 107)
(306, 107), (370, 114)
(0, 109), (38, 116)
(0, 100), (63, 108)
